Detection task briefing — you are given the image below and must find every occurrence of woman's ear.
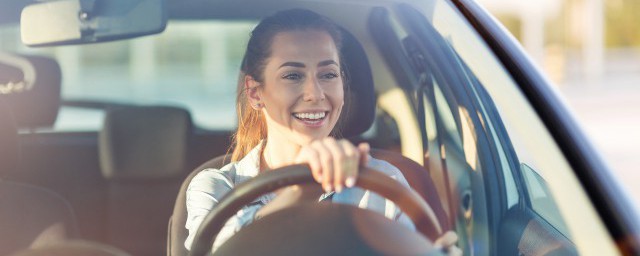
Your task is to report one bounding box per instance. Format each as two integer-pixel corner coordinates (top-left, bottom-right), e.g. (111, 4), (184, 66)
(245, 75), (263, 109)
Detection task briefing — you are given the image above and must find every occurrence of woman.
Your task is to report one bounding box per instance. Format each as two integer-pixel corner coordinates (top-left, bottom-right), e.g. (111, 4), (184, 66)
(184, 9), (414, 251)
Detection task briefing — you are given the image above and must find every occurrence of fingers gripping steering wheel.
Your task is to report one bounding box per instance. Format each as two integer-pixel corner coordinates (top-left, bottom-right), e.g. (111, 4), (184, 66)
(188, 164), (443, 256)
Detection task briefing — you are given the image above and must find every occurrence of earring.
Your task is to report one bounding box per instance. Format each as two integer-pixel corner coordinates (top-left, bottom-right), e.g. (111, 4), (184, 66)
(254, 103), (262, 109)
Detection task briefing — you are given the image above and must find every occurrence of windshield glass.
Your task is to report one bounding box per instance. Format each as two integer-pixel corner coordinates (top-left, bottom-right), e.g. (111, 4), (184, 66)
(1, 21), (256, 131)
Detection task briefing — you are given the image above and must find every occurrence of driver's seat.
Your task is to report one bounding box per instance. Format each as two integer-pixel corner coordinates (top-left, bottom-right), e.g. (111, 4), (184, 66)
(167, 29), (449, 256)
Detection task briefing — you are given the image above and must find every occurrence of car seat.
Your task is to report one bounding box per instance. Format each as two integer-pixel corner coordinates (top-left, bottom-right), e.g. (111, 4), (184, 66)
(99, 106), (193, 256)
(167, 29), (450, 256)
(0, 52), (113, 244)
(0, 98), (79, 255)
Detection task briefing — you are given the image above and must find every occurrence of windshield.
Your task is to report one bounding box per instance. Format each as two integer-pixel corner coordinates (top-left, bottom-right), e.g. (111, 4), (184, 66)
(1, 21), (256, 131)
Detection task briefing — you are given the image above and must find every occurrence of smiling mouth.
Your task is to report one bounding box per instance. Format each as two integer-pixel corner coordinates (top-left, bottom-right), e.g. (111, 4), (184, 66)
(292, 111), (328, 124)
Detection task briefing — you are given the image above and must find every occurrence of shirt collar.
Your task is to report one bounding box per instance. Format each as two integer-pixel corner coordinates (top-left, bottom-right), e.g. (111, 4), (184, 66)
(233, 141), (273, 205)
(234, 141), (263, 183)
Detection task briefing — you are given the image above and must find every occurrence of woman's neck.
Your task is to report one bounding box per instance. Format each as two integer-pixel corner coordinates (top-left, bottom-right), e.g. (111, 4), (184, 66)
(260, 134), (302, 172)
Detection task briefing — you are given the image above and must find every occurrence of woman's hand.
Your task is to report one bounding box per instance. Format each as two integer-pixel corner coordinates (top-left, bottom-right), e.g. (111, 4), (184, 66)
(255, 138), (370, 219)
(294, 138), (370, 193)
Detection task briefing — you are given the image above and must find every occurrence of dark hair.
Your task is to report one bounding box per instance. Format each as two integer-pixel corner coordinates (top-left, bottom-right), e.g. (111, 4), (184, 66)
(242, 9), (343, 82)
(231, 9), (345, 161)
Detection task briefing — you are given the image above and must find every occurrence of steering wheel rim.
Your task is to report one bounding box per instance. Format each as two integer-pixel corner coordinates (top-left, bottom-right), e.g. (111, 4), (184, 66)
(188, 164), (442, 256)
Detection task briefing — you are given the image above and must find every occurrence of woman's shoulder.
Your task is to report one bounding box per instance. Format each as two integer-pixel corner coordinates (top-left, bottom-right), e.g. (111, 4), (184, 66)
(188, 161), (239, 190)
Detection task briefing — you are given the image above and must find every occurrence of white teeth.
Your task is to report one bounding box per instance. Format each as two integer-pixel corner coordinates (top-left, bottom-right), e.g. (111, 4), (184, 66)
(294, 112), (326, 120)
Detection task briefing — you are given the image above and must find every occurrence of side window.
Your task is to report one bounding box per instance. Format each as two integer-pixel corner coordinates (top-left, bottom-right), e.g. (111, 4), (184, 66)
(464, 61), (571, 237)
(373, 7), (493, 255)
(374, 0), (618, 254)
(420, 0), (578, 247)
(423, 77), (491, 256)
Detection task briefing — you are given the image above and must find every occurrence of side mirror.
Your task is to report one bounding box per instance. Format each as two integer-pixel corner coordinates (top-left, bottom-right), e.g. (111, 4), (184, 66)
(21, 0), (167, 47)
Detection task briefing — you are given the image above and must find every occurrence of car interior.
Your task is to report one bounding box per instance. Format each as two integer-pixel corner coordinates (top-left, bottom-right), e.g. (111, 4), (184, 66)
(167, 28), (450, 255)
(0, 0), (622, 255)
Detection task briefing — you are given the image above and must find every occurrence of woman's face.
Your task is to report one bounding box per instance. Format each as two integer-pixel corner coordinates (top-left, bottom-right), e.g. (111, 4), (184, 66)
(250, 30), (344, 146)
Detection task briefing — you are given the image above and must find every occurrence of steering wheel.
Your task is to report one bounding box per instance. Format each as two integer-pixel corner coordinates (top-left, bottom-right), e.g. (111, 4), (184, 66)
(188, 164), (443, 256)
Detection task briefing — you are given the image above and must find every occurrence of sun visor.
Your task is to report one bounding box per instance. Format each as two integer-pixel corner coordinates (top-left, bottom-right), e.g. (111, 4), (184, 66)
(0, 53), (62, 129)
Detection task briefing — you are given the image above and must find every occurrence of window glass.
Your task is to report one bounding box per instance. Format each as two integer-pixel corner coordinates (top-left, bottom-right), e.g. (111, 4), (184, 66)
(425, 0), (617, 253)
(2, 21), (256, 131)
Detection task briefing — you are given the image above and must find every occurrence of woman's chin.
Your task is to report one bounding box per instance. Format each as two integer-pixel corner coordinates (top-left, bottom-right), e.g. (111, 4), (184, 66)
(293, 132), (330, 145)
(290, 123), (334, 142)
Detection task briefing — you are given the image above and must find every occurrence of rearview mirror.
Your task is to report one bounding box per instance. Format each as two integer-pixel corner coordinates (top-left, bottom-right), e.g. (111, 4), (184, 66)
(21, 0), (167, 47)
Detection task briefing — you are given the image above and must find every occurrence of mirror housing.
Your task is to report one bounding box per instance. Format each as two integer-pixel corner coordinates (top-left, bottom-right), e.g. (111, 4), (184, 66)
(21, 0), (167, 47)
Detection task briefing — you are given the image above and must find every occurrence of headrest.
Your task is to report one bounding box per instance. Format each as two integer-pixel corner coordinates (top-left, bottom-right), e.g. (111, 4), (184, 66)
(99, 106), (192, 180)
(0, 52), (62, 128)
(337, 29), (376, 138)
(0, 99), (19, 172)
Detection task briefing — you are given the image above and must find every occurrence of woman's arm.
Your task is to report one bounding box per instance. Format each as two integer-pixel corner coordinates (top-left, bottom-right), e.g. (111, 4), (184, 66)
(184, 169), (259, 251)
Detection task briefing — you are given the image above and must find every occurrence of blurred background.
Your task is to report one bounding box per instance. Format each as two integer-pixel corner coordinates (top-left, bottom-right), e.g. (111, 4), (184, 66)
(477, 0), (640, 205)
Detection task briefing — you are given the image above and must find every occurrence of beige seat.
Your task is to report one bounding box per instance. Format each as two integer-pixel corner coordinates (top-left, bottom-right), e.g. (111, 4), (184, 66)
(0, 98), (79, 255)
(99, 106), (192, 256)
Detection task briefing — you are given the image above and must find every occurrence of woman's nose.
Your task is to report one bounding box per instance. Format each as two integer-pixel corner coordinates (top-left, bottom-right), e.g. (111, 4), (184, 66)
(302, 78), (325, 102)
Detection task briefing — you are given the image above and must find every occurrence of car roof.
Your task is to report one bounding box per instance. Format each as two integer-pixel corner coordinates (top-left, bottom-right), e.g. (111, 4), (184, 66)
(0, 0), (428, 24)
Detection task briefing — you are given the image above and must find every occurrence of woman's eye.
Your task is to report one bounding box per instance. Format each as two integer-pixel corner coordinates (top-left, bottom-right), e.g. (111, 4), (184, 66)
(320, 72), (339, 80)
(282, 73), (302, 80)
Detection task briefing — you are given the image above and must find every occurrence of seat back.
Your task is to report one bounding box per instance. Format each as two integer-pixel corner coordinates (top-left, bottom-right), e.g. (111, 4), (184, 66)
(0, 52), (62, 180)
(0, 99), (19, 172)
(0, 181), (80, 255)
(0, 98), (79, 255)
(0, 53), (111, 242)
(167, 155), (229, 256)
(0, 52), (61, 130)
(99, 106), (192, 256)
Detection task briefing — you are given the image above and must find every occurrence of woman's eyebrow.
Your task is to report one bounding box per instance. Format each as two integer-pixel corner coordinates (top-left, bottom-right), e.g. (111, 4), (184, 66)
(318, 60), (338, 67)
(279, 62), (305, 68)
